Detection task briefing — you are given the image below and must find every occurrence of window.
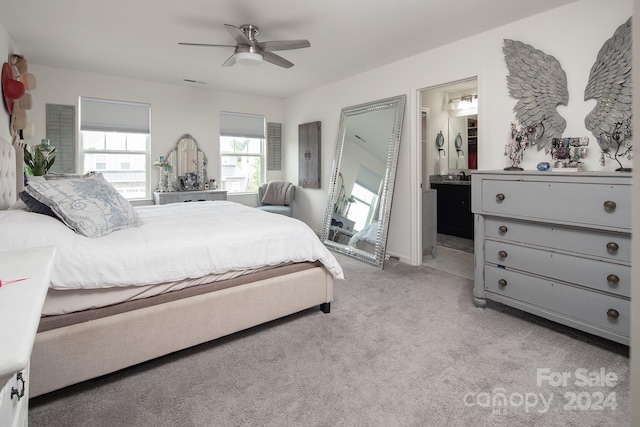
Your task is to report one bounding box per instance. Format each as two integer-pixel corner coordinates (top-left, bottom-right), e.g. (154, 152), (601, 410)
(346, 166), (383, 230)
(219, 112), (265, 193)
(79, 97), (151, 200)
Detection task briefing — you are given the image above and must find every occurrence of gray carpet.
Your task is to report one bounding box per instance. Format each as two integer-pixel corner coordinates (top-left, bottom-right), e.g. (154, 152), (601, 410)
(29, 254), (629, 427)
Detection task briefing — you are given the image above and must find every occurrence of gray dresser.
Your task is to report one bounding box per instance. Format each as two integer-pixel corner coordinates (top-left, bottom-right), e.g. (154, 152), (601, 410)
(153, 189), (227, 205)
(471, 171), (631, 345)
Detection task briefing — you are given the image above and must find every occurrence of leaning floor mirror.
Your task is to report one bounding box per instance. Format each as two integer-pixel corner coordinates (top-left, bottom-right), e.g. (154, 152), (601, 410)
(321, 95), (406, 269)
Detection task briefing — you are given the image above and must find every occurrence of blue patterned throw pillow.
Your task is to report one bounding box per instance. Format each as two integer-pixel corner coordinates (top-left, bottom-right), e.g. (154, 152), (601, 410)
(24, 173), (143, 238)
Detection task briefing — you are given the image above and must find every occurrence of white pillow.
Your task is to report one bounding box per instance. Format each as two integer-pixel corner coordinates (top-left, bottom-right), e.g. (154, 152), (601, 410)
(24, 173), (143, 238)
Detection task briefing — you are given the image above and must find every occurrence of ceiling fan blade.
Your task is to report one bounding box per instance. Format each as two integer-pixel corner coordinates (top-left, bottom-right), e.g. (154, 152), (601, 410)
(225, 24), (252, 45)
(222, 54), (236, 67)
(263, 52), (294, 69)
(258, 40), (310, 52)
(179, 42), (236, 48)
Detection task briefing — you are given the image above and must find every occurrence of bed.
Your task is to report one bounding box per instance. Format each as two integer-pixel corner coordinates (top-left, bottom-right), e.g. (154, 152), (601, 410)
(0, 138), (343, 397)
(348, 222), (378, 253)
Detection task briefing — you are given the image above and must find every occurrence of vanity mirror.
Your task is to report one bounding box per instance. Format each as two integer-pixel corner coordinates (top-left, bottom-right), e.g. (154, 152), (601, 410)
(166, 134), (208, 191)
(321, 95), (406, 269)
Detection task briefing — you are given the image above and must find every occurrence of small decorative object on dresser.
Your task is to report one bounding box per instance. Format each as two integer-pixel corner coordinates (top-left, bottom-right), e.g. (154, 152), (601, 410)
(597, 119), (632, 172)
(504, 122), (544, 170)
(153, 155), (170, 192)
(536, 162), (550, 171)
(550, 137), (588, 171)
(472, 171), (631, 345)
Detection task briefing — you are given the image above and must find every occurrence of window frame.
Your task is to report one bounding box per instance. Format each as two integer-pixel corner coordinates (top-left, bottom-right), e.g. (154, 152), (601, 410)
(219, 112), (267, 194)
(78, 97), (151, 200)
(219, 135), (266, 194)
(79, 131), (151, 200)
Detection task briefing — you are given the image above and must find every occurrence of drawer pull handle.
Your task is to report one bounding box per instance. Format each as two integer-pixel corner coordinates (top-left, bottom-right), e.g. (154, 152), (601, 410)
(606, 242), (619, 253)
(498, 250), (508, 259)
(607, 274), (620, 286)
(11, 371), (25, 401)
(607, 309), (620, 320)
(498, 279), (507, 287)
(498, 225), (508, 234)
(604, 200), (617, 212)
(496, 193), (505, 202)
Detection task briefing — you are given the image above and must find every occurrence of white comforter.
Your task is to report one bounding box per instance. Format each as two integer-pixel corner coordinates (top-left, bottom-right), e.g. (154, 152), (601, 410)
(0, 201), (343, 289)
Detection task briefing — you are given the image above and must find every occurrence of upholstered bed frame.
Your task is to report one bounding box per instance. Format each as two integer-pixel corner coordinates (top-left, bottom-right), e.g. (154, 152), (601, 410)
(0, 138), (334, 397)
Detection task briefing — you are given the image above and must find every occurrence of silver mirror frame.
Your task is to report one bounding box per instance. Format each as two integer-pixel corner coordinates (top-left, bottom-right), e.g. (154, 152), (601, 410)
(321, 95), (406, 269)
(166, 134), (208, 191)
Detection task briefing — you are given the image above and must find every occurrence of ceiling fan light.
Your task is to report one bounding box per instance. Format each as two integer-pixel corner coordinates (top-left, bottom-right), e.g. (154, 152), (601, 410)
(235, 52), (263, 65)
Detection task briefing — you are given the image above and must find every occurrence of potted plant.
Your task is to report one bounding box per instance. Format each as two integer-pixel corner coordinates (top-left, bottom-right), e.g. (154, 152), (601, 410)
(24, 139), (56, 176)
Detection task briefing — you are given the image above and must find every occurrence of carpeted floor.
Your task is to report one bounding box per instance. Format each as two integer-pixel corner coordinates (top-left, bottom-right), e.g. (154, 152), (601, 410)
(29, 254), (629, 427)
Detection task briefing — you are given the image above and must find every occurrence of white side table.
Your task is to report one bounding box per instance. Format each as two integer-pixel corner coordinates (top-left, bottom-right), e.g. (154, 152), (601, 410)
(0, 246), (56, 427)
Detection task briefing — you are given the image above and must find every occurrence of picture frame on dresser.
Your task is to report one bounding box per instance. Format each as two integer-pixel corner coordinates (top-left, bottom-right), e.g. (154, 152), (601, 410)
(471, 170), (631, 345)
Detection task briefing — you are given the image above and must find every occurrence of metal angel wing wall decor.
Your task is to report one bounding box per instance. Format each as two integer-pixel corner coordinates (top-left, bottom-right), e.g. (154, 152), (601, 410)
(503, 17), (632, 164)
(503, 39), (569, 152)
(584, 17), (632, 157)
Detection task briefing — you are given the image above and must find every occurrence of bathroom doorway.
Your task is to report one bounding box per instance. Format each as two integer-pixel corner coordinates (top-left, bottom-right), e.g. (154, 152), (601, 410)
(418, 77), (478, 254)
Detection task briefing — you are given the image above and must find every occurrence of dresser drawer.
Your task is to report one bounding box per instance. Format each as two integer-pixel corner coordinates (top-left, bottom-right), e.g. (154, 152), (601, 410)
(484, 240), (630, 297)
(485, 266), (629, 336)
(484, 217), (631, 263)
(481, 179), (630, 230)
(0, 366), (29, 427)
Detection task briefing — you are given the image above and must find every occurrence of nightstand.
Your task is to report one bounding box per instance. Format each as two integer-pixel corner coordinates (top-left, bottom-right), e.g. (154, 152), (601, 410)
(0, 246), (56, 427)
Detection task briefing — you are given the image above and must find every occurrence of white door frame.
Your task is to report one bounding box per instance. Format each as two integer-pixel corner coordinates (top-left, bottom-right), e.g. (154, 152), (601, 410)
(409, 73), (482, 265)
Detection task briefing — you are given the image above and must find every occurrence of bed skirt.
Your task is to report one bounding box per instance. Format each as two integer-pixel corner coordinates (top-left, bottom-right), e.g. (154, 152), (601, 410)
(30, 265), (333, 397)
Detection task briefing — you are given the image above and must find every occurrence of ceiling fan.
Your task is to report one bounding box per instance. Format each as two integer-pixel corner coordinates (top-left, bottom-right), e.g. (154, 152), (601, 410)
(179, 24), (310, 69)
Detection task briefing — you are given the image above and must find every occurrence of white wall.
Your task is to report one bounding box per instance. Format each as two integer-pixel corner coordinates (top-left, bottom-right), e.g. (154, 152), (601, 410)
(18, 64), (285, 206)
(284, 0), (633, 263)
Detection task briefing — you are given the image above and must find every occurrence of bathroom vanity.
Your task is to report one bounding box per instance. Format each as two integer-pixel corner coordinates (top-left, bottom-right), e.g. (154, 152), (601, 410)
(430, 174), (473, 239)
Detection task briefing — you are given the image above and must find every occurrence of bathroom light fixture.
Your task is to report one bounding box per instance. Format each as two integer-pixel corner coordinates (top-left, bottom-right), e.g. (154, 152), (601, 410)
(447, 94), (478, 113)
(235, 52), (263, 65)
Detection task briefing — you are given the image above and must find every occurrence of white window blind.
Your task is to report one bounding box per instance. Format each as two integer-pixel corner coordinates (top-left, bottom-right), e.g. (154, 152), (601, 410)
(355, 165), (383, 194)
(220, 111), (265, 138)
(80, 97), (150, 133)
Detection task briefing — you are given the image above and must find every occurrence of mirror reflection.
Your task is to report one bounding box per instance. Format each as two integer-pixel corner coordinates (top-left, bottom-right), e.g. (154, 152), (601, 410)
(321, 95), (406, 269)
(422, 77), (478, 177)
(448, 114), (477, 170)
(166, 134), (208, 191)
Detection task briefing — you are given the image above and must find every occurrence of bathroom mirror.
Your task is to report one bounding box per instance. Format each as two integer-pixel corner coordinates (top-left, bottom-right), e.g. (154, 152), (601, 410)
(321, 95), (406, 269)
(448, 114), (477, 170)
(166, 134), (208, 191)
